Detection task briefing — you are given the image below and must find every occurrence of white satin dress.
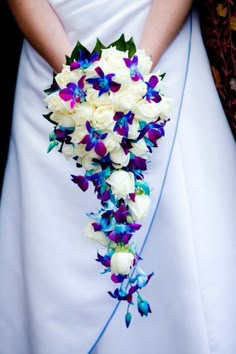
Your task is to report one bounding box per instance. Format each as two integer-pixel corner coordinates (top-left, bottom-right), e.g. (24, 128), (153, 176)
(0, 1), (235, 353)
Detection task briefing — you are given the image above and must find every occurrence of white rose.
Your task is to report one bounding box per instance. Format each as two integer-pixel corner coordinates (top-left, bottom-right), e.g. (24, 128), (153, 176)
(91, 105), (115, 131)
(84, 222), (109, 247)
(101, 47), (128, 71)
(73, 102), (95, 126)
(111, 91), (138, 112)
(50, 112), (75, 127)
(103, 133), (122, 153)
(55, 65), (81, 89)
(44, 92), (70, 113)
(130, 80), (147, 97)
(62, 144), (75, 160)
(110, 251), (134, 275)
(106, 170), (135, 199)
(134, 99), (160, 122)
(81, 151), (101, 171)
(127, 119), (140, 139)
(86, 88), (111, 106)
(81, 154), (95, 171)
(136, 49), (153, 76)
(71, 127), (88, 144)
(130, 138), (149, 157)
(156, 95), (174, 118)
(110, 148), (130, 167)
(73, 143), (87, 158)
(128, 194), (151, 221)
(111, 80), (146, 111)
(111, 68), (131, 86)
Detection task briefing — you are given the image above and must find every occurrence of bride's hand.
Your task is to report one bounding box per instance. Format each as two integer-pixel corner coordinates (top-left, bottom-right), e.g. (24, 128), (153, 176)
(7, 0), (72, 73)
(139, 0), (193, 68)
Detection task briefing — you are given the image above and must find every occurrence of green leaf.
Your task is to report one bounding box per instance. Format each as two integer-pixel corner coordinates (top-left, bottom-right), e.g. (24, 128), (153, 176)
(108, 33), (126, 50)
(43, 112), (57, 125)
(49, 131), (56, 141)
(126, 37), (136, 58)
(92, 38), (106, 56)
(107, 34), (136, 57)
(70, 41), (91, 63)
(159, 72), (166, 80)
(44, 72), (59, 94)
(65, 54), (71, 66)
(47, 140), (59, 153)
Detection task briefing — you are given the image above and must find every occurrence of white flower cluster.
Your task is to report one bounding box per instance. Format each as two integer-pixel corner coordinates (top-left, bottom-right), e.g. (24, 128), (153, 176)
(45, 46), (172, 168)
(45, 45), (173, 277)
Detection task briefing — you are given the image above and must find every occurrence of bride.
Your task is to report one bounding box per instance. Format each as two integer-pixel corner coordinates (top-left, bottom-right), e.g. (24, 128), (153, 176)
(0, 0), (235, 353)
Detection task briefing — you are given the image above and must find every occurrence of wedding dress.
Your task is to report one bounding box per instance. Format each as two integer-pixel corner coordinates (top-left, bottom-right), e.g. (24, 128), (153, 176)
(0, 1), (235, 353)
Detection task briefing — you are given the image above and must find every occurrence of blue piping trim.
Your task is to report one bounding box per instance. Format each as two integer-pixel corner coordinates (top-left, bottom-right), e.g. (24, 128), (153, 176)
(88, 10), (193, 354)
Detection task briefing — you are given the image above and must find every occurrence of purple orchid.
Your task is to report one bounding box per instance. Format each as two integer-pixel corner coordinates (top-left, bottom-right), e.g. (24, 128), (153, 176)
(108, 288), (133, 303)
(91, 204), (130, 235)
(127, 155), (147, 177)
(86, 67), (121, 96)
(123, 55), (143, 81)
(71, 174), (89, 192)
(113, 204), (130, 223)
(87, 167), (112, 202)
(70, 50), (99, 70)
(138, 120), (167, 148)
(96, 251), (112, 268)
(92, 212), (115, 233)
(113, 111), (134, 138)
(120, 138), (133, 155)
(143, 75), (162, 103)
(107, 222), (141, 244)
(129, 271), (154, 293)
(79, 121), (107, 157)
(59, 75), (86, 108)
(111, 273), (127, 283)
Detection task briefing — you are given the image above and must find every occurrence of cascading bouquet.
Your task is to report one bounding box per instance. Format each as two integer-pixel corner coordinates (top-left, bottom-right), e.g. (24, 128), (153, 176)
(43, 34), (172, 328)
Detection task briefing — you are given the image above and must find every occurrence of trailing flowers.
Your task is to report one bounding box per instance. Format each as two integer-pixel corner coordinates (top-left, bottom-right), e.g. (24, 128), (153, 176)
(43, 34), (172, 327)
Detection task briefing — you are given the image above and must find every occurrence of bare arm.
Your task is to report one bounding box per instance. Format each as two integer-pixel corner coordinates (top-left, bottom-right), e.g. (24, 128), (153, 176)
(7, 0), (72, 73)
(139, 0), (193, 67)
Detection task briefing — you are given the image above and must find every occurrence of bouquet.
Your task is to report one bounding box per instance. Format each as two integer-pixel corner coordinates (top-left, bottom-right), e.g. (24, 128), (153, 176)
(43, 34), (172, 328)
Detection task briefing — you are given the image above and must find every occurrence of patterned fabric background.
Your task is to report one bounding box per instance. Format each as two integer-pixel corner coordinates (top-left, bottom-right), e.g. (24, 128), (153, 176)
(198, 0), (236, 139)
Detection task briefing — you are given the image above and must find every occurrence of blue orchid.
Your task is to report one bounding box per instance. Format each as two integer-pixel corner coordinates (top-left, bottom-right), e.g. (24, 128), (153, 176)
(79, 121), (107, 157)
(96, 250), (114, 268)
(143, 75), (162, 103)
(70, 50), (99, 70)
(127, 155), (147, 178)
(113, 111), (134, 138)
(108, 287), (133, 303)
(59, 75), (86, 108)
(86, 67), (121, 96)
(123, 55), (143, 81)
(87, 167), (112, 201)
(138, 119), (167, 149)
(108, 222), (141, 244)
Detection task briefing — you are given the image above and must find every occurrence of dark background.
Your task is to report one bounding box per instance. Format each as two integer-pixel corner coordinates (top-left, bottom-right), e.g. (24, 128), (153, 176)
(0, 0), (23, 196)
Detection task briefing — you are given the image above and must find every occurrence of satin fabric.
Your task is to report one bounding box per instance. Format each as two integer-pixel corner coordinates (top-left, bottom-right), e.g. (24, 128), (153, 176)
(0, 1), (235, 353)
